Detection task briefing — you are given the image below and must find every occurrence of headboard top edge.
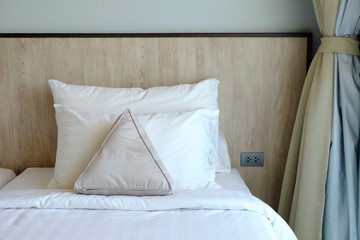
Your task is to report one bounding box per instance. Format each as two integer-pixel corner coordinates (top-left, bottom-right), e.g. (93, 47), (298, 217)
(0, 32), (312, 39)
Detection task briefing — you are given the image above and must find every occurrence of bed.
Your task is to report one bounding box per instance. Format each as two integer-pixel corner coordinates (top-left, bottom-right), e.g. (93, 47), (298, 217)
(0, 33), (309, 239)
(0, 167), (295, 239)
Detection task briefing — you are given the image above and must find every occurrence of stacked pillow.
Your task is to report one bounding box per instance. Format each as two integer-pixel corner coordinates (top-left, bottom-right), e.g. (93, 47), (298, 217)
(48, 79), (231, 195)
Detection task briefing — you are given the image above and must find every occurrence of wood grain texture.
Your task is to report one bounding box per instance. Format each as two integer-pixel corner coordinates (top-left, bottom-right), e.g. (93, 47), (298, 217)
(0, 36), (307, 209)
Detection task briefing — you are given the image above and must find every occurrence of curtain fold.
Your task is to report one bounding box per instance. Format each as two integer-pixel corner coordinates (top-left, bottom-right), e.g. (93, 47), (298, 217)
(278, 48), (334, 240)
(278, 0), (339, 239)
(279, 0), (360, 239)
(323, 1), (360, 239)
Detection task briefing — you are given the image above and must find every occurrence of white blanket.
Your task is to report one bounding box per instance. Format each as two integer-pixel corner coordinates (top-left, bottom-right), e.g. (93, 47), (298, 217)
(0, 188), (296, 240)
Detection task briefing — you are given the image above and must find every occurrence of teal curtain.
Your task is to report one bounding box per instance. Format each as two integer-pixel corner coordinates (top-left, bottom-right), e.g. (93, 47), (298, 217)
(323, 0), (360, 239)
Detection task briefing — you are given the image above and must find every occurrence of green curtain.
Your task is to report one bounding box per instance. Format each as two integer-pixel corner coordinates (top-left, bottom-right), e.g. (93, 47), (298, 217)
(278, 0), (339, 239)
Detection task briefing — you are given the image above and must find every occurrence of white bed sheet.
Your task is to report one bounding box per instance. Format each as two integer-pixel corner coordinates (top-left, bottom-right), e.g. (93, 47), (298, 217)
(0, 168), (296, 240)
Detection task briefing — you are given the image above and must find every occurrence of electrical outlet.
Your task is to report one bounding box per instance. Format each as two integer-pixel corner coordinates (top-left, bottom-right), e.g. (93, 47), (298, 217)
(241, 152), (264, 167)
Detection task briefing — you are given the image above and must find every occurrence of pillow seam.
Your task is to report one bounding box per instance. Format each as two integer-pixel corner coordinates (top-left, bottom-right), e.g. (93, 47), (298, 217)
(127, 110), (173, 192)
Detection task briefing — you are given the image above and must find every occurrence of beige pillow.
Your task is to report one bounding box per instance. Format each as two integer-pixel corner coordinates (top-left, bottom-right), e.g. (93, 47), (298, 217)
(74, 109), (173, 196)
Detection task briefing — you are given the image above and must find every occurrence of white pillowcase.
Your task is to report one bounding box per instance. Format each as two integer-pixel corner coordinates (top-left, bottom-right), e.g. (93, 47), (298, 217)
(48, 79), (219, 114)
(48, 79), (231, 172)
(50, 105), (220, 191)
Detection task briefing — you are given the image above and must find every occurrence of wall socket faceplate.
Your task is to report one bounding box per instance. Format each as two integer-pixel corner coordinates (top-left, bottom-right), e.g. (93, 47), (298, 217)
(241, 152), (264, 167)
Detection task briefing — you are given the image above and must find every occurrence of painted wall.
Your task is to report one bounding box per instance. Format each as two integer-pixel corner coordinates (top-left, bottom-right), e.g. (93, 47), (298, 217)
(0, 0), (320, 50)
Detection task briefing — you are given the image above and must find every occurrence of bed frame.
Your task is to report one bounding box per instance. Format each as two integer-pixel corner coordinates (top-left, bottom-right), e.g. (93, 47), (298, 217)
(0, 33), (310, 209)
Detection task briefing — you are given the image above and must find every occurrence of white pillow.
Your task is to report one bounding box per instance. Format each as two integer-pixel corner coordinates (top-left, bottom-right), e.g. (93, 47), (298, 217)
(48, 79), (231, 172)
(75, 109), (173, 196)
(0, 168), (16, 189)
(50, 105), (220, 191)
(48, 79), (219, 114)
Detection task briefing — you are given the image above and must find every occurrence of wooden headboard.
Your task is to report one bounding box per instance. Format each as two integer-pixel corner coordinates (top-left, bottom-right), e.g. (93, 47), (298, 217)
(0, 33), (310, 209)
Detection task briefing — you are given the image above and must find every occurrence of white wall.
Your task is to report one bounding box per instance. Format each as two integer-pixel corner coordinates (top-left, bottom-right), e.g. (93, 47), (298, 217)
(0, 0), (320, 51)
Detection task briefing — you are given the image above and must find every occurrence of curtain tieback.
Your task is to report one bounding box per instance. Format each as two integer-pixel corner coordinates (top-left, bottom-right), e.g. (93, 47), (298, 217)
(318, 36), (360, 56)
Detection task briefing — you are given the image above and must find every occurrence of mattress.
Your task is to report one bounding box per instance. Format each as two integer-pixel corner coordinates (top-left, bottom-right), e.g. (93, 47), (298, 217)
(0, 168), (296, 240)
(1, 167), (251, 192)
